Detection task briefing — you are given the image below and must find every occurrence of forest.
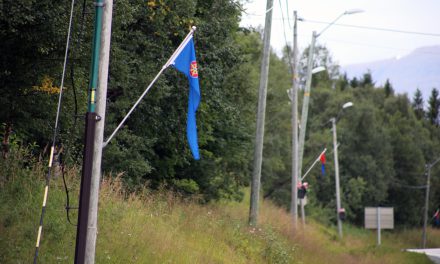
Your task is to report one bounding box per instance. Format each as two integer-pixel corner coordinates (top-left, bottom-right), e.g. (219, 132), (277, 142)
(2, 0), (440, 230)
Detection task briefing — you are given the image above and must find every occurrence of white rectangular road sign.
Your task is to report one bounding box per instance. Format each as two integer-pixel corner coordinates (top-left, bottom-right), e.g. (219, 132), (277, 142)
(365, 207), (394, 229)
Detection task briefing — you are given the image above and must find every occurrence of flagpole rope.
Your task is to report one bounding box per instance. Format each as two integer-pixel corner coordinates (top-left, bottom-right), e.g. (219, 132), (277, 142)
(33, 0), (76, 262)
(103, 26), (197, 147)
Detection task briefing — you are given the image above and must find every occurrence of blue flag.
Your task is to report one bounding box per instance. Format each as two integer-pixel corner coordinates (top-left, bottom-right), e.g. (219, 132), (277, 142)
(172, 36), (200, 160)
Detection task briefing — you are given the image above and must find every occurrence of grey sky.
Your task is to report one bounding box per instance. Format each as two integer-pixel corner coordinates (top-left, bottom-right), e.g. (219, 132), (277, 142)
(240, 0), (440, 65)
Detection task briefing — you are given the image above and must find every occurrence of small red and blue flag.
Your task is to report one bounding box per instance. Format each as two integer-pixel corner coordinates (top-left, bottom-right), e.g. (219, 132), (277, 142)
(320, 152), (326, 176)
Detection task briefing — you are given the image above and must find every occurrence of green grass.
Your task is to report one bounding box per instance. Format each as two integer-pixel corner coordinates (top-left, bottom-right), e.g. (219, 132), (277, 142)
(0, 149), (436, 263)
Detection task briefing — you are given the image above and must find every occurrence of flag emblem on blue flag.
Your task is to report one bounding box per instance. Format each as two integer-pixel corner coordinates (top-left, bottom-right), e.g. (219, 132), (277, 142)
(172, 36), (201, 160)
(190, 61), (198, 77)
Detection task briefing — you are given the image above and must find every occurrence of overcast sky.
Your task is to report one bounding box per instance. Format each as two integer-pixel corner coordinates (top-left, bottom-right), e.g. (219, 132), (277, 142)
(240, 0), (440, 66)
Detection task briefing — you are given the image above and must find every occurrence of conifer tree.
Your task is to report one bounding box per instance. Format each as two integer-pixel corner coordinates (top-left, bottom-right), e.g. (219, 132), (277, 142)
(384, 79), (394, 97)
(350, 77), (359, 88)
(412, 88), (424, 119)
(361, 70), (374, 87)
(427, 88), (440, 125)
(338, 72), (349, 91)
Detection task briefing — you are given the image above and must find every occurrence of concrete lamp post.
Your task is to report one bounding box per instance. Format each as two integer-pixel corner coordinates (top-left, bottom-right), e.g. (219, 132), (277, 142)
(297, 8), (364, 200)
(331, 101), (353, 239)
(287, 65), (326, 226)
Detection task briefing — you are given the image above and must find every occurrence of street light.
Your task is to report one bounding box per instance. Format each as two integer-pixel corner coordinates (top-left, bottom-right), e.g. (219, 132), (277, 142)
(331, 101), (353, 239)
(311, 66), (326, 75)
(288, 65), (326, 226)
(316, 9), (365, 37)
(345, 9), (365, 15)
(342, 102), (353, 109)
(297, 10), (363, 225)
(287, 67), (325, 99)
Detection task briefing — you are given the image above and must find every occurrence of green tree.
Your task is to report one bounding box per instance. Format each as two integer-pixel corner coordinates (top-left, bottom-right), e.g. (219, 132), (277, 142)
(337, 73), (349, 91)
(0, 0), (90, 160)
(299, 44), (339, 88)
(427, 88), (440, 125)
(360, 70), (374, 87)
(385, 95), (428, 226)
(102, 0), (254, 200)
(384, 79), (394, 97)
(261, 51), (293, 205)
(350, 77), (359, 88)
(412, 88), (424, 120)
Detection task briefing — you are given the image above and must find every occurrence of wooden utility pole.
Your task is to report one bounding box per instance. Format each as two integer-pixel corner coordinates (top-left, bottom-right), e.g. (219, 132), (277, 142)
(74, 0), (104, 263)
(249, 0), (273, 226)
(85, 0), (113, 262)
(297, 31), (317, 226)
(290, 11), (299, 227)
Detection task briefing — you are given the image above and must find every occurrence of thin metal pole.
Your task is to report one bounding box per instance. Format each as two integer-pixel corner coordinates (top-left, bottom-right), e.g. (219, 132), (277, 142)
(377, 207), (381, 245)
(300, 198), (306, 226)
(290, 10), (299, 227)
(33, 0), (76, 262)
(421, 156), (440, 248)
(422, 165), (431, 248)
(332, 117), (343, 238)
(85, 0), (113, 263)
(249, 0), (273, 226)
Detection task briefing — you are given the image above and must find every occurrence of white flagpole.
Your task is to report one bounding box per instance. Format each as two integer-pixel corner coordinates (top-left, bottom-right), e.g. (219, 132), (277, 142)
(301, 148), (327, 181)
(164, 26), (196, 68)
(103, 26), (196, 147)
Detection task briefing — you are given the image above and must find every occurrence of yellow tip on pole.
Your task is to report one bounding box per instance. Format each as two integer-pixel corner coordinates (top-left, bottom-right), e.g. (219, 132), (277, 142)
(42, 186), (49, 207)
(48, 146), (54, 168)
(36, 226), (43, 247)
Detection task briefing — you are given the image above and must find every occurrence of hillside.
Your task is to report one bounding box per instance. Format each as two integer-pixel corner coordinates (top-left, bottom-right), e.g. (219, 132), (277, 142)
(342, 45), (440, 99)
(1, 149), (438, 263)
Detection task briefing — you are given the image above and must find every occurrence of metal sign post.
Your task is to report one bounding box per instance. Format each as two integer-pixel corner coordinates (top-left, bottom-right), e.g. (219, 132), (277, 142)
(377, 207), (381, 245)
(365, 207), (394, 246)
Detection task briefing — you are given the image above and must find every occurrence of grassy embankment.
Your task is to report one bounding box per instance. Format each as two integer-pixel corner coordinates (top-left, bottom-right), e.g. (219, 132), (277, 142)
(1, 148), (438, 263)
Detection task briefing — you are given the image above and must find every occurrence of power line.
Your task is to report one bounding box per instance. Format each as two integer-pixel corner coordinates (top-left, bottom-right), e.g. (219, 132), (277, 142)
(292, 32), (440, 56)
(242, 14), (440, 37)
(391, 179), (427, 189)
(284, 0), (292, 29)
(300, 19), (440, 37)
(324, 38), (440, 56)
(277, 0), (292, 69)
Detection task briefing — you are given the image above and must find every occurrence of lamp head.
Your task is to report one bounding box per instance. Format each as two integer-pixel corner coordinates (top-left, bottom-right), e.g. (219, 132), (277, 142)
(311, 66), (326, 74)
(342, 102), (353, 109)
(344, 9), (364, 15)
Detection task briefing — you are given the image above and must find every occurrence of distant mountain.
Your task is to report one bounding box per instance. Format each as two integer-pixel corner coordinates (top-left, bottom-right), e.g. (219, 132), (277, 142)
(342, 45), (440, 101)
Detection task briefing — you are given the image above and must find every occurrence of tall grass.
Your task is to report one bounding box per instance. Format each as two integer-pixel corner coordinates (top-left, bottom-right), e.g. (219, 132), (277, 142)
(0, 147), (435, 263)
